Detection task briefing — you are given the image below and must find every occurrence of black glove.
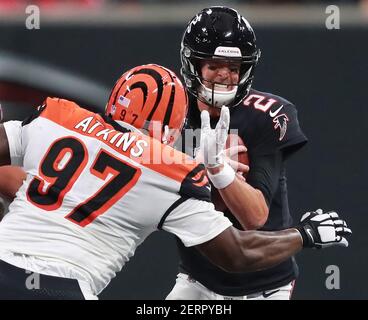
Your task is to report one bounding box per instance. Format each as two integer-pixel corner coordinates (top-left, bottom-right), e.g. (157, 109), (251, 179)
(295, 209), (352, 249)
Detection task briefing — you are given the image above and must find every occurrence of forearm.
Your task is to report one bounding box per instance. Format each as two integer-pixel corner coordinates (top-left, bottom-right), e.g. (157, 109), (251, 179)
(218, 176), (268, 230)
(232, 228), (302, 272)
(197, 226), (303, 274)
(208, 165), (268, 230)
(0, 166), (27, 201)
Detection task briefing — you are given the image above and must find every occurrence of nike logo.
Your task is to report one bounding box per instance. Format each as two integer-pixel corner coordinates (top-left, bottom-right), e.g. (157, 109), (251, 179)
(262, 289), (280, 298)
(269, 105), (284, 117)
(306, 228), (314, 241)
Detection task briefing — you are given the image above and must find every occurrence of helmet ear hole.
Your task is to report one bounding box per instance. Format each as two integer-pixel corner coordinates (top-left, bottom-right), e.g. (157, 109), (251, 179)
(180, 6), (260, 108)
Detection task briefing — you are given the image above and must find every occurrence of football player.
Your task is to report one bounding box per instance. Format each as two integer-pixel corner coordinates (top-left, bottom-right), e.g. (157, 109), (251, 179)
(0, 64), (350, 299)
(168, 6), (325, 300)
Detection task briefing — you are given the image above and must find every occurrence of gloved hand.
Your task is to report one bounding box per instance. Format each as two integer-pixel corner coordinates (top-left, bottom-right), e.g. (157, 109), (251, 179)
(195, 106), (236, 190)
(195, 106), (230, 168)
(295, 209), (352, 249)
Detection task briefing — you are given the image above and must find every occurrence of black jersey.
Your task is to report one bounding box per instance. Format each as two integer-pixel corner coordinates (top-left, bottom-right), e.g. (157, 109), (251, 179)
(176, 88), (308, 295)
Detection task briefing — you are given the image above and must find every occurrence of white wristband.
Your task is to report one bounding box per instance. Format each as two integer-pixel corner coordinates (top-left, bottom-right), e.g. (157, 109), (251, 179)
(207, 161), (236, 190)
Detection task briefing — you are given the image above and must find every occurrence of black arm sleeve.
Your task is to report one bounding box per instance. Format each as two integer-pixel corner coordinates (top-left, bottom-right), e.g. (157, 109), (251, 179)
(246, 151), (283, 207)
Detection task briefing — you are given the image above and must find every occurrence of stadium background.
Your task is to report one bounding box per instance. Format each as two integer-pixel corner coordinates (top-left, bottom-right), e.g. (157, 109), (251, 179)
(0, 1), (366, 299)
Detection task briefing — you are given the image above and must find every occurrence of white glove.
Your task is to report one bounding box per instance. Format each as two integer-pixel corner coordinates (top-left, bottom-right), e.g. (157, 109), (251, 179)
(195, 106), (235, 189)
(295, 209), (352, 249)
(196, 106), (230, 168)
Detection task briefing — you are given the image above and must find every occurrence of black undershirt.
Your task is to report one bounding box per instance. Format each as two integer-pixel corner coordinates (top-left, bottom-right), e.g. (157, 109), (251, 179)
(246, 151), (283, 208)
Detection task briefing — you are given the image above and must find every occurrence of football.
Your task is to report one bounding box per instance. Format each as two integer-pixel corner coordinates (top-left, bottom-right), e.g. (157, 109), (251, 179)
(211, 134), (249, 212)
(225, 133), (249, 169)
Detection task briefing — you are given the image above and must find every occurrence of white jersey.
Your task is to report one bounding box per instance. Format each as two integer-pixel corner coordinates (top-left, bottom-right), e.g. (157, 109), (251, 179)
(0, 98), (231, 296)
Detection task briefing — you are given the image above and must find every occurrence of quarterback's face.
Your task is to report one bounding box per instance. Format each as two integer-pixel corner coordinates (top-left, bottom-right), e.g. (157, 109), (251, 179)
(200, 60), (240, 91)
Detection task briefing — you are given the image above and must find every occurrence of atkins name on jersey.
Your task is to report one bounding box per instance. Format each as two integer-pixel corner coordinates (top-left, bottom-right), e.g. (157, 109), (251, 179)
(74, 115), (148, 158)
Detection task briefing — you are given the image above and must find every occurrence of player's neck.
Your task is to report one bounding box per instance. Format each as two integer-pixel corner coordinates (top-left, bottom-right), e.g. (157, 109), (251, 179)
(197, 100), (221, 118)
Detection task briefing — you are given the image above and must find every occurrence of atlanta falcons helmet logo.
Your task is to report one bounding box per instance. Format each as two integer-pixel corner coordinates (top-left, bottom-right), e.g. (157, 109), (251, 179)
(273, 114), (289, 141)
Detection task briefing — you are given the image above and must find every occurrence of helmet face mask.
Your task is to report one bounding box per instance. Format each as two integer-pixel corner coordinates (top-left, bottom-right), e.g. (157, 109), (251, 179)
(181, 6), (261, 109)
(105, 64), (188, 146)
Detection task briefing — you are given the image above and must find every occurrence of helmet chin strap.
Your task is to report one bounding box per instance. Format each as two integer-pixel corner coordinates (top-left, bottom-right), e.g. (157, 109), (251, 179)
(198, 83), (237, 108)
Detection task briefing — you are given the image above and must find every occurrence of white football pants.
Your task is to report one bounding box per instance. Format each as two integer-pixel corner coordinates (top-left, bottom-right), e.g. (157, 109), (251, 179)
(166, 273), (295, 300)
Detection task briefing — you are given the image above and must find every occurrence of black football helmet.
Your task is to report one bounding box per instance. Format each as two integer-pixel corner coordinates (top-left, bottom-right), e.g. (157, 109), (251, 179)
(180, 6), (261, 108)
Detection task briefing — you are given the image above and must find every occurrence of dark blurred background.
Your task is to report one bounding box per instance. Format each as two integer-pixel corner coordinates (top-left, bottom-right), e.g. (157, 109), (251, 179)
(0, 1), (366, 299)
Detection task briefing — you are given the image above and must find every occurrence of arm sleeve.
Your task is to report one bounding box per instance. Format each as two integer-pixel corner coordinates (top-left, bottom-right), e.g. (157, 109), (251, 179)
(161, 198), (232, 247)
(246, 151), (283, 207)
(3, 121), (23, 166)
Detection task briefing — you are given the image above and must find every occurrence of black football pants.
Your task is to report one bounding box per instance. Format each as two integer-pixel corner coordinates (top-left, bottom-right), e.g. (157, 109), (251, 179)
(0, 259), (85, 300)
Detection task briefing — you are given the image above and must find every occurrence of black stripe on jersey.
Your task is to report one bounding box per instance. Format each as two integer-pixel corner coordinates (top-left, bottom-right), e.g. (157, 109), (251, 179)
(179, 164), (211, 203)
(22, 103), (46, 126)
(157, 197), (188, 230)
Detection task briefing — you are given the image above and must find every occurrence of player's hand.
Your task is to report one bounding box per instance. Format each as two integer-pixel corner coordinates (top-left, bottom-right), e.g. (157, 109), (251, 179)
(196, 106), (230, 168)
(195, 106), (238, 189)
(295, 209), (352, 249)
(224, 145), (249, 175)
